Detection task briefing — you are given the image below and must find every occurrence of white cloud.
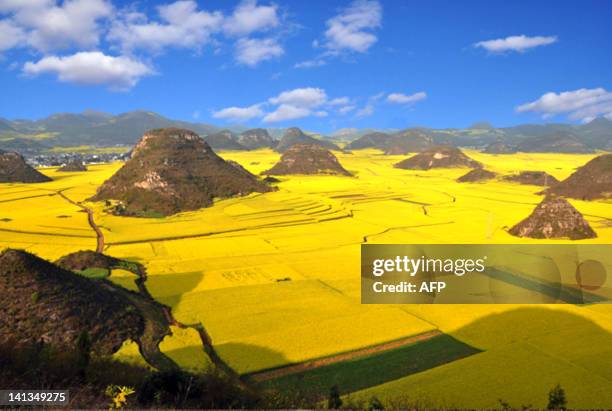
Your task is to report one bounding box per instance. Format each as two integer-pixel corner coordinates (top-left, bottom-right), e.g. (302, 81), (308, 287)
(294, 59), (326, 69)
(269, 87), (327, 108)
(0, 0), (50, 13)
(474, 35), (557, 53)
(108, 0), (223, 52)
(263, 87), (330, 122)
(23, 51), (153, 90)
(214, 87), (351, 123)
(386, 91), (427, 104)
(234, 37), (283, 66)
(213, 104), (264, 121)
(1, 0), (112, 52)
(517, 88), (612, 122)
(338, 105), (355, 114)
(329, 97), (350, 105)
(223, 0), (279, 37)
(323, 0), (382, 54)
(0, 19), (26, 51)
(263, 104), (311, 123)
(356, 104), (374, 117)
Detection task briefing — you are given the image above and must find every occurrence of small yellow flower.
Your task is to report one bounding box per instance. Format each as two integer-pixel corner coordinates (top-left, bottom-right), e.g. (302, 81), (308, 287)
(105, 385), (135, 410)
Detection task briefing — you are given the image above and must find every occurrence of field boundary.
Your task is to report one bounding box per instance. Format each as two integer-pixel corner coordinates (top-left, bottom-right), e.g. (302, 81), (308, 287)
(247, 329), (442, 382)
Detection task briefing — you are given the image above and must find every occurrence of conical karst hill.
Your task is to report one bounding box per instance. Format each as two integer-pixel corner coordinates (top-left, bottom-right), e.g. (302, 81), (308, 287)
(508, 196), (596, 240)
(545, 154), (612, 200)
(0, 249), (143, 354)
(0, 150), (51, 183)
(395, 146), (481, 170)
(263, 144), (351, 176)
(90, 128), (273, 216)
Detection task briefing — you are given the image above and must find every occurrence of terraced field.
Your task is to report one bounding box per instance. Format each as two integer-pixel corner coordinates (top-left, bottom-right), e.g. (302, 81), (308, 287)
(0, 149), (610, 408)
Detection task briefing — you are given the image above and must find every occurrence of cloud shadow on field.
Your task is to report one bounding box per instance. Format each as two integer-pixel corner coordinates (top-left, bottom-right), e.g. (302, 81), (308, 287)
(225, 307), (612, 408)
(144, 271), (205, 304)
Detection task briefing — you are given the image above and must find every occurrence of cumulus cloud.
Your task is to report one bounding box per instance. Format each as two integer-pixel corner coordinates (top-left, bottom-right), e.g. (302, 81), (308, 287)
(263, 104), (311, 123)
(234, 37), (283, 66)
(212, 104), (264, 121)
(474, 34), (557, 53)
(261, 87), (331, 122)
(2, 0), (287, 92)
(110, 0), (286, 66)
(23, 51), (153, 90)
(516, 88), (612, 122)
(323, 0), (382, 54)
(214, 87), (347, 123)
(223, 0), (279, 37)
(386, 91), (427, 104)
(0, 19), (26, 51)
(108, 0), (223, 52)
(269, 87), (328, 108)
(1, 0), (112, 52)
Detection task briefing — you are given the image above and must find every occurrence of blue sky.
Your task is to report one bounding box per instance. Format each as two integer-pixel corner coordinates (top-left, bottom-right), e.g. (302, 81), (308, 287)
(1, 0), (611, 132)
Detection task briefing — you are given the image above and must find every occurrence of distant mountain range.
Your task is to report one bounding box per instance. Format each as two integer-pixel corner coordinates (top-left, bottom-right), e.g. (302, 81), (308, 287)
(345, 119), (612, 153)
(0, 110), (610, 154)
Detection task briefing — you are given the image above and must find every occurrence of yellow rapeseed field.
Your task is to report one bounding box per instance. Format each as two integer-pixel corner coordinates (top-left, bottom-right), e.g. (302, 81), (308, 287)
(1, 149), (610, 407)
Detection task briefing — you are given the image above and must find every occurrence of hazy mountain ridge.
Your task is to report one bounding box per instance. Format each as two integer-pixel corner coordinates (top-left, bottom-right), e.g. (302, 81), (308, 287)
(0, 111), (610, 153)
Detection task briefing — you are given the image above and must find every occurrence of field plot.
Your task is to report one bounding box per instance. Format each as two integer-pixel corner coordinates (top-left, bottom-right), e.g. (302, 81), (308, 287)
(255, 333), (480, 401)
(1, 149), (611, 407)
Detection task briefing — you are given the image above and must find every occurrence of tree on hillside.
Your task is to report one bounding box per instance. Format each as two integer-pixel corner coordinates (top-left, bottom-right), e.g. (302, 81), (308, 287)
(76, 331), (91, 381)
(547, 383), (567, 410)
(328, 385), (342, 409)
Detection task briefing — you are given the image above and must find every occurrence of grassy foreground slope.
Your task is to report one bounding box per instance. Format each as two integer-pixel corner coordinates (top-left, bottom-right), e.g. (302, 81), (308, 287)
(0, 149), (610, 407)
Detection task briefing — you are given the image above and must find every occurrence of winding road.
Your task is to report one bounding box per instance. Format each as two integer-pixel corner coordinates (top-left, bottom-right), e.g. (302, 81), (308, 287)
(57, 189), (104, 252)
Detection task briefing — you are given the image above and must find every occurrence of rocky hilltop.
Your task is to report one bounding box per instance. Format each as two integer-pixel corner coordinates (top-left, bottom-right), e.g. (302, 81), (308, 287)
(395, 146), (481, 170)
(90, 128), (272, 217)
(275, 127), (339, 152)
(263, 144), (351, 176)
(0, 249), (143, 354)
(509, 196), (596, 240)
(238, 128), (276, 149)
(545, 154), (612, 200)
(457, 168), (497, 182)
(58, 159), (87, 172)
(0, 150), (51, 183)
(503, 171), (559, 186)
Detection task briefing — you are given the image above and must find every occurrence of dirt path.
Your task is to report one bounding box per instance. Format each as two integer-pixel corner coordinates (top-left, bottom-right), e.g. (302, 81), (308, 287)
(248, 330), (442, 382)
(57, 190), (104, 252)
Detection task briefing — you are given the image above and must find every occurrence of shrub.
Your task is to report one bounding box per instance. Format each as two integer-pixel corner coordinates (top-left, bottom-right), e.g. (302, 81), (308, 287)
(328, 385), (342, 409)
(547, 383), (567, 410)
